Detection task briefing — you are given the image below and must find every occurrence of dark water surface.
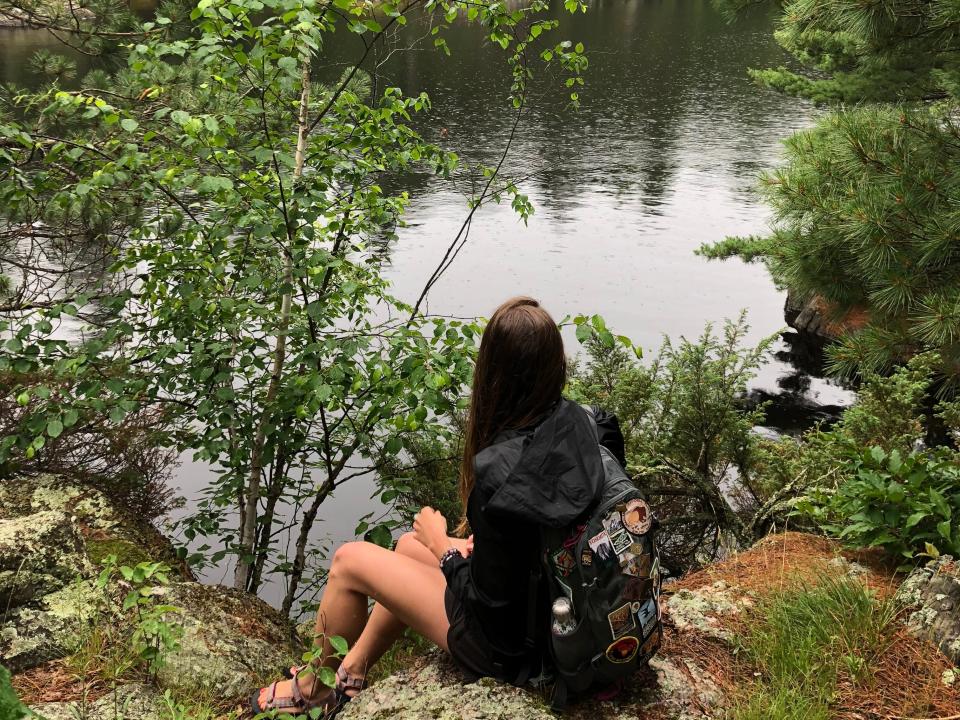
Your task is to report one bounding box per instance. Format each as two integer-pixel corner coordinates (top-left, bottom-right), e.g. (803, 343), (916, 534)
(0, 0), (854, 607)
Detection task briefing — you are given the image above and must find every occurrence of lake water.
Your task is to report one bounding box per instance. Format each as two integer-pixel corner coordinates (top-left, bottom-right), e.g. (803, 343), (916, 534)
(0, 0), (855, 609)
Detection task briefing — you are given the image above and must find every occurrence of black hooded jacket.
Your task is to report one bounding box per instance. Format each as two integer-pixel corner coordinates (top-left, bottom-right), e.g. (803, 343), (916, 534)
(441, 398), (625, 670)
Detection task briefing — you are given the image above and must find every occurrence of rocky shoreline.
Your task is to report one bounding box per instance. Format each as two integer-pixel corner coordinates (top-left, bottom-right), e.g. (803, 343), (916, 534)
(3, 474), (959, 719)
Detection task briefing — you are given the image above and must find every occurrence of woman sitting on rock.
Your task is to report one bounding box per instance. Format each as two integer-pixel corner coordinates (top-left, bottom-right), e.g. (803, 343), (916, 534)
(252, 296), (623, 716)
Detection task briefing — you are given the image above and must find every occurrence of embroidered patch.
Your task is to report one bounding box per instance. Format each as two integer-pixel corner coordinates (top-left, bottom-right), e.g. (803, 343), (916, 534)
(629, 542), (645, 556)
(604, 512), (626, 536)
(588, 530), (615, 562)
(610, 530), (632, 556)
(581, 548), (593, 567)
(638, 629), (660, 660)
(605, 636), (639, 664)
(621, 498), (653, 535)
(622, 553), (653, 578)
(552, 548), (576, 577)
(637, 597), (659, 637)
(607, 602), (636, 639)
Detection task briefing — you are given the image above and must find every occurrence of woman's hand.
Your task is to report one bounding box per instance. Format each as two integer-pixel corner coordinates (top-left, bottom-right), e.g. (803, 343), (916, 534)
(466, 534), (474, 556)
(413, 506), (451, 560)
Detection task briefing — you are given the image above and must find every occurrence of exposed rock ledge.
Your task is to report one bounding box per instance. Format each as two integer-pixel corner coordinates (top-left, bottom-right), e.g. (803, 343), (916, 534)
(4, 475), (959, 719)
(2, 474), (302, 714)
(898, 555), (960, 665)
(784, 290), (869, 343)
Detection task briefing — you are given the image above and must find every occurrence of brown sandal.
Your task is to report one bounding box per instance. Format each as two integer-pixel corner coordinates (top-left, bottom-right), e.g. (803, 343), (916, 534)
(331, 664), (367, 709)
(252, 665), (366, 718)
(250, 669), (333, 716)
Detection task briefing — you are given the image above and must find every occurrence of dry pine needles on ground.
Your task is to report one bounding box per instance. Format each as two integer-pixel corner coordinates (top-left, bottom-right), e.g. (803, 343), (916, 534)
(665, 532), (960, 719)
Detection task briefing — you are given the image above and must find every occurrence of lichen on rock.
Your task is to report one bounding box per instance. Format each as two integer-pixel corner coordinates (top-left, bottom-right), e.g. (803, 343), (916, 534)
(1, 579), (105, 673)
(2, 472), (306, 717)
(339, 649), (725, 720)
(154, 582), (301, 699)
(0, 509), (90, 607)
(31, 683), (168, 720)
(340, 655), (555, 720)
(665, 580), (753, 641)
(897, 556), (960, 665)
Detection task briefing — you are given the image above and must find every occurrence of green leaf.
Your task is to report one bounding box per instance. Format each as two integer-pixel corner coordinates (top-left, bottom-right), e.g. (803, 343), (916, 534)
(938, 520), (952, 541)
(366, 524), (393, 548)
(575, 323), (592, 344)
(329, 635), (349, 656)
(120, 118), (139, 132)
(46, 419), (63, 439)
(930, 488), (951, 518)
(318, 666), (336, 688)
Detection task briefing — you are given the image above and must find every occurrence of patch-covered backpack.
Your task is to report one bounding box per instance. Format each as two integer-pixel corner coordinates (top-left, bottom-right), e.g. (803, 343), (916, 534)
(540, 417), (663, 710)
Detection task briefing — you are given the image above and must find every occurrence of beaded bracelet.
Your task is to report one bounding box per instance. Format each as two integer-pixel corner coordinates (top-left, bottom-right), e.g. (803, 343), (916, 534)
(439, 547), (462, 570)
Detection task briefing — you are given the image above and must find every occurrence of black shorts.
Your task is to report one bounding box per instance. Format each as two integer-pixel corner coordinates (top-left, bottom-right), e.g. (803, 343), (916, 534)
(444, 588), (499, 681)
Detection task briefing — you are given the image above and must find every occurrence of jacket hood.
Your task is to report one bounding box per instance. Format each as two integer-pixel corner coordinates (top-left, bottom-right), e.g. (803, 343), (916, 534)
(476, 399), (604, 528)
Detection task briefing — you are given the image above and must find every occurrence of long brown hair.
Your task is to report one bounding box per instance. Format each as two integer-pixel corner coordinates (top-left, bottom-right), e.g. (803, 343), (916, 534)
(456, 296), (567, 534)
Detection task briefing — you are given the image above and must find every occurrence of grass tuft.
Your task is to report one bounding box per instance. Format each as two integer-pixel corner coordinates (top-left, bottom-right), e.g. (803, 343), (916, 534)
(729, 576), (898, 720)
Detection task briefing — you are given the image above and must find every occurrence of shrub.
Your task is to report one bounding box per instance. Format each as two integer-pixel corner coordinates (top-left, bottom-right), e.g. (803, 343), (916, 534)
(569, 313), (777, 573)
(801, 446), (960, 564)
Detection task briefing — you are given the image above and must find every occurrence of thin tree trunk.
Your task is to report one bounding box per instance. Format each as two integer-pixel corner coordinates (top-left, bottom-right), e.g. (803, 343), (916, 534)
(234, 60), (311, 590)
(281, 479), (333, 616)
(281, 438), (355, 615)
(250, 434), (292, 593)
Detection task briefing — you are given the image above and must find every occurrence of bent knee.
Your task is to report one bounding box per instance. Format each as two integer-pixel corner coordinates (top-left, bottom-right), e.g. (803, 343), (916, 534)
(394, 531), (419, 556)
(329, 541), (366, 582)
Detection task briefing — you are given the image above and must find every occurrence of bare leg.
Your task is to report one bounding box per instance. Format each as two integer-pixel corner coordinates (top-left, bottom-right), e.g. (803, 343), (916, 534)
(343, 533), (468, 677)
(260, 533), (465, 706)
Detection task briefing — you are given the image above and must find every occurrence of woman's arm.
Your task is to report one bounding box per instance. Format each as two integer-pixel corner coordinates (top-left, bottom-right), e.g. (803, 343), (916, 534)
(412, 506), (455, 561)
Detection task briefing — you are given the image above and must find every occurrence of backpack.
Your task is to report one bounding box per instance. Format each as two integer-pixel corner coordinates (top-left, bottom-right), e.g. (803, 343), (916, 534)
(538, 417), (663, 710)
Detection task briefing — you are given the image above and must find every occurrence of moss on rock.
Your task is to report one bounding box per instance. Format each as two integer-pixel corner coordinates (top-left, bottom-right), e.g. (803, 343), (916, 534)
(87, 538), (152, 567)
(1, 579), (106, 673)
(154, 582), (301, 699)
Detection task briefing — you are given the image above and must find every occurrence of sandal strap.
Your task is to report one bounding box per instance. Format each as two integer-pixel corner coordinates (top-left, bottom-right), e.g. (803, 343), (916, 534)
(259, 680), (301, 711)
(336, 664), (368, 692)
(295, 674), (307, 703)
